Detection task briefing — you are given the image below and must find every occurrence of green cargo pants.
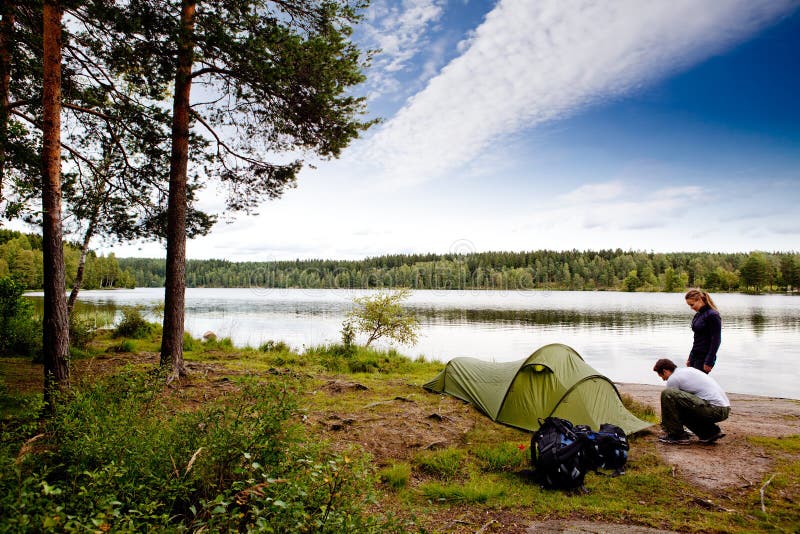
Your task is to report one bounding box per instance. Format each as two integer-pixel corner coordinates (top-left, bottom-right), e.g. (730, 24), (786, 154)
(660, 388), (730, 438)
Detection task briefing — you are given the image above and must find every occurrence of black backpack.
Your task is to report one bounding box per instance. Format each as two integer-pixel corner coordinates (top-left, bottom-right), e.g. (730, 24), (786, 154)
(582, 423), (629, 474)
(531, 418), (629, 490)
(530, 417), (592, 490)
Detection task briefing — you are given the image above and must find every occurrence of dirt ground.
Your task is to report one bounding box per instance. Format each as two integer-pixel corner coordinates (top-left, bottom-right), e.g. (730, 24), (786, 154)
(618, 382), (800, 491)
(4, 356), (800, 533)
(308, 378), (800, 533)
(308, 377), (800, 494)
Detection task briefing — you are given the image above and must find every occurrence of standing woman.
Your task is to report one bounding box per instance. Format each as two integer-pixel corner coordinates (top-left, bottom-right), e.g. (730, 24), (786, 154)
(685, 289), (722, 373)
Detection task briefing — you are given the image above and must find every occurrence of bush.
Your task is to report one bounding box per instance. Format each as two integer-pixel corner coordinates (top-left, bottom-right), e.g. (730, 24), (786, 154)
(108, 339), (136, 353)
(113, 307), (153, 339)
(259, 340), (291, 353)
(69, 314), (96, 350)
(0, 277), (42, 358)
(308, 344), (416, 375)
(0, 371), (401, 532)
(202, 336), (234, 350)
(183, 331), (200, 351)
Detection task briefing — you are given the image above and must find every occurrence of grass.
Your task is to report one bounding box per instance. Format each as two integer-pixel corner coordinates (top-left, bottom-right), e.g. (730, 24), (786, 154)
(379, 462), (412, 490)
(419, 479), (505, 503)
(414, 447), (465, 480)
(1, 330), (799, 533)
(473, 441), (529, 471)
(620, 392), (658, 421)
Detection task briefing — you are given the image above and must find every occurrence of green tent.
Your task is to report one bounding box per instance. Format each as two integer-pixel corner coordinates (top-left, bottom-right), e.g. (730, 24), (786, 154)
(423, 343), (652, 435)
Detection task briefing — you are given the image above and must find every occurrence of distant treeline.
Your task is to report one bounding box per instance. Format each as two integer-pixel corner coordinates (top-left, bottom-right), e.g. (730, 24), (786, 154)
(118, 249), (800, 293)
(0, 229), (136, 290)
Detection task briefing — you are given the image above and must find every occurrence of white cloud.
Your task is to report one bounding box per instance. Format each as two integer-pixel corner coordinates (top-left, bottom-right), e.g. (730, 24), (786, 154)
(362, 0), (447, 98)
(364, 0), (797, 186)
(559, 181), (625, 203)
(538, 181), (704, 232)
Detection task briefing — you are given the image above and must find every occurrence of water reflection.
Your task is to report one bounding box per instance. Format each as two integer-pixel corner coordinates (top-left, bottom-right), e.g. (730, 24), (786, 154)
(410, 307), (683, 329)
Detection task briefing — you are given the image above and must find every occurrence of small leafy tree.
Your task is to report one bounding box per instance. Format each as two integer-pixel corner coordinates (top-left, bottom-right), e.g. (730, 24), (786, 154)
(622, 270), (641, 292)
(347, 289), (419, 348)
(740, 252), (770, 292)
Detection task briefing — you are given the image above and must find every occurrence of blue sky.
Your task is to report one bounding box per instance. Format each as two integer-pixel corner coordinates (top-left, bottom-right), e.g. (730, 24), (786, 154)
(108, 0), (800, 261)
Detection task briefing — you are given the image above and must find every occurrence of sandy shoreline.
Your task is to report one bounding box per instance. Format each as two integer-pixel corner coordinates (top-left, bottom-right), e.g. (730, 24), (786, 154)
(617, 382), (800, 490)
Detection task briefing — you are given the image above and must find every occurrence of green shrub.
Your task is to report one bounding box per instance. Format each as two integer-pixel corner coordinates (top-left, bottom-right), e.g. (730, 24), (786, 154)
(183, 331), (200, 351)
(69, 314), (96, 350)
(267, 351), (304, 367)
(0, 277), (42, 358)
(108, 339), (136, 353)
(414, 447), (463, 480)
(202, 336), (234, 350)
(379, 462), (411, 490)
(307, 344), (416, 375)
(113, 307), (153, 339)
(259, 340), (291, 353)
(0, 371), (401, 532)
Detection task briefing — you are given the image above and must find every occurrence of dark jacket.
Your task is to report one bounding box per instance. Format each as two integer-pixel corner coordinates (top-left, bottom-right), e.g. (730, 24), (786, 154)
(690, 305), (722, 368)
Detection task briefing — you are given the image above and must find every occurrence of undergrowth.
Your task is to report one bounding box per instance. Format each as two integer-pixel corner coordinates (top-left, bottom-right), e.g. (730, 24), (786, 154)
(0, 369), (402, 533)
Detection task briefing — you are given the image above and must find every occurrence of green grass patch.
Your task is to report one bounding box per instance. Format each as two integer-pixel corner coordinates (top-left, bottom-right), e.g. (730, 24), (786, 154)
(473, 441), (529, 471)
(379, 462), (412, 490)
(414, 447), (464, 480)
(419, 479), (505, 503)
(107, 338), (136, 353)
(258, 340), (292, 353)
(303, 343), (442, 377)
(620, 392), (658, 421)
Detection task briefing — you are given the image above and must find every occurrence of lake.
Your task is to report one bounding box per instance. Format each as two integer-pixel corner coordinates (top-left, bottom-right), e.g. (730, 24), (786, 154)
(42, 287), (800, 399)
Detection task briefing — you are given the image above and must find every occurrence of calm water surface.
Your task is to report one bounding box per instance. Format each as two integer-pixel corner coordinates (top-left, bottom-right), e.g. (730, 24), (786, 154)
(53, 288), (800, 399)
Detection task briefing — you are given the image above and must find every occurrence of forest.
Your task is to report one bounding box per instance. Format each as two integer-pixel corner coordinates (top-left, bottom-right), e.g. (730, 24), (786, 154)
(4, 227), (796, 293)
(0, 229), (135, 290)
(118, 248), (799, 293)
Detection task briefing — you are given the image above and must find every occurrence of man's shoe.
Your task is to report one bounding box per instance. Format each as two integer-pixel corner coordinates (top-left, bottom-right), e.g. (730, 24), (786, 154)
(698, 431), (726, 444)
(658, 433), (691, 445)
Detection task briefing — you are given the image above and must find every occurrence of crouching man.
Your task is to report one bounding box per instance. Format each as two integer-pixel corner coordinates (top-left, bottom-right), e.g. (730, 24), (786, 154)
(653, 358), (730, 444)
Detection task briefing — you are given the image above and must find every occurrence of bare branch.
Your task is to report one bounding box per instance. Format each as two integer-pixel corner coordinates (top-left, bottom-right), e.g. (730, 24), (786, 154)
(189, 108), (264, 166)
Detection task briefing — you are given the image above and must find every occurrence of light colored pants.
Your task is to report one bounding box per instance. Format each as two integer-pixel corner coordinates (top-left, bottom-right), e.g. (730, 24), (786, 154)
(660, 388), (730, 438)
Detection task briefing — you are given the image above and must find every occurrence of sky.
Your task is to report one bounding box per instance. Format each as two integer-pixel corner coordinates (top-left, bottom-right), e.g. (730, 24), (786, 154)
(105, 0), (800, 261)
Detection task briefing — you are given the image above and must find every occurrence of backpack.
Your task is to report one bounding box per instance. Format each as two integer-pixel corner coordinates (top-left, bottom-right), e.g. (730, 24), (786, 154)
(530, 417), (592, 490)
(531, 418), (630, 490)
(582, 423), (629, 474)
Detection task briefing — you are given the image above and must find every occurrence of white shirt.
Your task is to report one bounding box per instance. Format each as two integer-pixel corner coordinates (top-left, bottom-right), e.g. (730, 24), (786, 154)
(666, 367), (730, 407)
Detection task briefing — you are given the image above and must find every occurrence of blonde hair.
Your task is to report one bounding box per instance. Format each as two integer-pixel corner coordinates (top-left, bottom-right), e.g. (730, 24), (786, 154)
(685, 288), (717, 311)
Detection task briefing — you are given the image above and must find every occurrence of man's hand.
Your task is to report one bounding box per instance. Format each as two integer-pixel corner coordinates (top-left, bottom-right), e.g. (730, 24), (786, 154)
(686, 359), (691, 367)
(703, 364), (712, 373)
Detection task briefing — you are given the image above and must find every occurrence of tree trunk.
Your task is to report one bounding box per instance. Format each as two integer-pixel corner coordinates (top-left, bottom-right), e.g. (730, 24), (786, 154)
(41, 0), (70, 410)
(67, 152), (110, 315)
(67, 216), (97, 315)
(160, 0), (196, 379)
(0, 2), (13, 201)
